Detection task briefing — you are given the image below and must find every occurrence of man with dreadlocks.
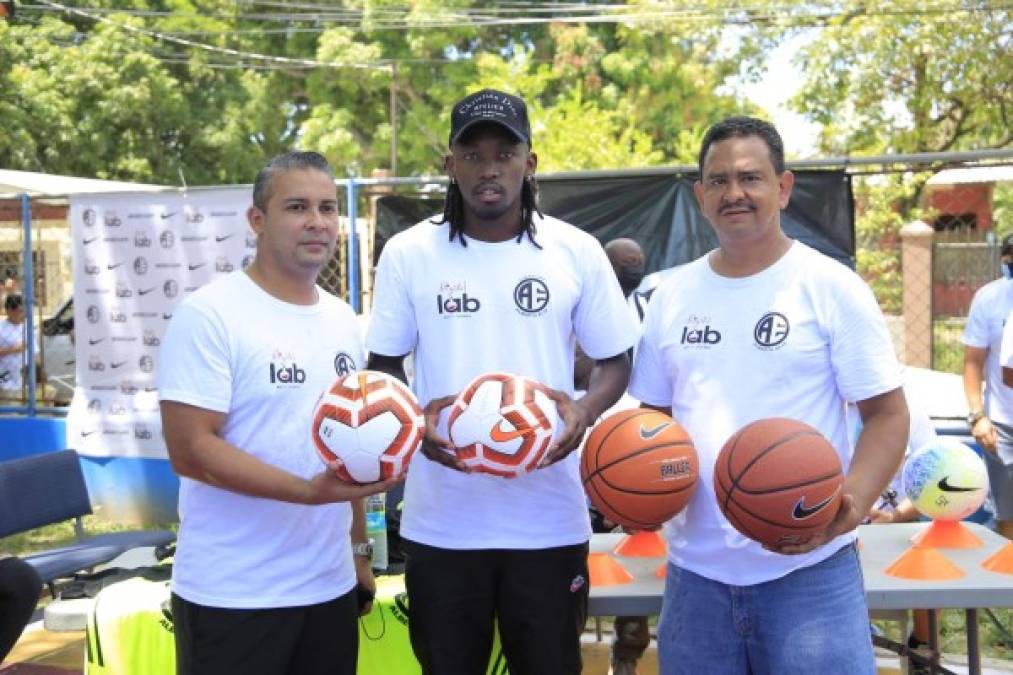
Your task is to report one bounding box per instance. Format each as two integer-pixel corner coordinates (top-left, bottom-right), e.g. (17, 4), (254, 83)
(366, 89), (636, 675)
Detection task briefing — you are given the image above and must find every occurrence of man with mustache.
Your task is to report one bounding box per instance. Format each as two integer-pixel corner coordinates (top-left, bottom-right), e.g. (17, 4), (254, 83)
(366, 89), (637, 674)
(629, 117), (909, 674)
(158, 152), (395, 675)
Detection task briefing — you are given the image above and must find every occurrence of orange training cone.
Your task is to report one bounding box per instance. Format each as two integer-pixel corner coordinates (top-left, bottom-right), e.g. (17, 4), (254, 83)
(884, 545), (964, 580)
(587, 552), (633, 587)
(614, 530), (666, 557)
(910, 519), (983, 549)
(982, 543), (1013, 575)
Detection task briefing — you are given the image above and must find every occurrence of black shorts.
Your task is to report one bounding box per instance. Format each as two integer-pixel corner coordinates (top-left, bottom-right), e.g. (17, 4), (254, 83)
(171, 588), (358, 675)
(402, 539), (589, 675)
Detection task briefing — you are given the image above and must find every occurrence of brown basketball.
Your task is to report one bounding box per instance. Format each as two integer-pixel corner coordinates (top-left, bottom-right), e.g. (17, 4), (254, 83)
(714, 417), (843, 548)
(581, 409), (698, 530)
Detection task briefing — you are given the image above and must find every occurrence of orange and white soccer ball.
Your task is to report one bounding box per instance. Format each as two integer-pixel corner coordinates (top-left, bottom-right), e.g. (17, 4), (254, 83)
(447, 372), (560, 478)
(311, 370), (424, 484)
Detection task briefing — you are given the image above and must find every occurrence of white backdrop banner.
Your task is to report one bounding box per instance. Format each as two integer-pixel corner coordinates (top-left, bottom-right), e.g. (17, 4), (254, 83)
(67, 189), (256, 459)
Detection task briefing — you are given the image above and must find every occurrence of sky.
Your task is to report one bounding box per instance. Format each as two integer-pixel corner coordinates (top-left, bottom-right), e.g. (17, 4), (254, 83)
(739, 33), (822, 158)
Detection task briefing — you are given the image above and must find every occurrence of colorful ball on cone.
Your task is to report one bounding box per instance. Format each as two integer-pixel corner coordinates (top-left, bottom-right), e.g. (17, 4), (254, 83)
(902, 437), (988, 521)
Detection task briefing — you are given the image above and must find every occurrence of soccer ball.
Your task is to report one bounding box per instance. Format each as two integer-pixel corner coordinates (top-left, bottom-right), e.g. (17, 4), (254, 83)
(311, 370), (424, 484)
(902, 437), (988, 521)
(447, 372), (560, 478)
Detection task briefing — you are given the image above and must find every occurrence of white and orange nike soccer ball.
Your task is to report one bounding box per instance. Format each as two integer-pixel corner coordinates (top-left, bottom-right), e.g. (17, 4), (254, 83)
(447, 372), (560, 478)
(311, 371), (424, 484)
(902, 437), (988, 521)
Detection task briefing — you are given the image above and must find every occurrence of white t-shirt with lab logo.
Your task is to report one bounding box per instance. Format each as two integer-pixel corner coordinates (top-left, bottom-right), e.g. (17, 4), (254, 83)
(158, 271), (364, 608)
(367, 215), (638, 550)
(962, 278), (1013, 425)
(630, 242), (902, 586)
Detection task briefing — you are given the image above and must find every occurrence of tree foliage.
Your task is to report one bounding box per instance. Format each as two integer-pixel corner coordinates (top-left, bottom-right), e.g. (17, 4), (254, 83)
(1, 0), (747, 184)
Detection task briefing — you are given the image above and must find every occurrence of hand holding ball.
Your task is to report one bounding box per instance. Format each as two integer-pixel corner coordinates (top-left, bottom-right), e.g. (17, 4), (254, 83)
(311, 371), (424, 484)
(714, 418), (843, 548)
(447, 372), (560, 477)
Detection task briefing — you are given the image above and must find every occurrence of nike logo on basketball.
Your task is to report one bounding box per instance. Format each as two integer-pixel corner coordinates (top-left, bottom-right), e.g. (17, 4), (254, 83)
(937, 477), (978, 493)
(639, 422), (670, 440)
(490, 421), (530, 443)
(792, 494), (835, 520)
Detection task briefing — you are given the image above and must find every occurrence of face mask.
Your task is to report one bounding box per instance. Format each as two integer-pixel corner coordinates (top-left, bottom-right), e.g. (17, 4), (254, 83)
(617, 267), (645, 297)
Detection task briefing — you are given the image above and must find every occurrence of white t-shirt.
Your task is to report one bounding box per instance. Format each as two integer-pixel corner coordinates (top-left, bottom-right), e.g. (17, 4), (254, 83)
(157, 271), (365, 609)
(962, 278), (1013, 425)
(367, 215), (638, 549)
(999, 309), (1013, 373)
(629, 241), (902, 586)
(0, 318), (25, 390)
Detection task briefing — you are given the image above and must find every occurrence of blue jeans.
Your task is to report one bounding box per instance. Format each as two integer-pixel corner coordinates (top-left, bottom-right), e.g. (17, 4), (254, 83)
(657, 544), (874, 675)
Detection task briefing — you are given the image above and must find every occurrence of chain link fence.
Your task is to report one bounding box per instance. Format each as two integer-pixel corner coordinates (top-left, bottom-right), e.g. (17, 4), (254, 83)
(850, 159), (1012, 374)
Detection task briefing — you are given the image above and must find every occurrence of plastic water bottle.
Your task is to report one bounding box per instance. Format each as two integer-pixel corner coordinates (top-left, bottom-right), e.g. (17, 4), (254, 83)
(365, 493), (388, 571)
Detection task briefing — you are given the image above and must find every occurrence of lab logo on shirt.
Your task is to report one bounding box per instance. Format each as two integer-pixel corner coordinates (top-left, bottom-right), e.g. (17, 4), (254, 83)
(513, 277), (549, 316)
(680, 315), (721, 348)
(754, 312), (789, 350)
(437, 281), (481, 317)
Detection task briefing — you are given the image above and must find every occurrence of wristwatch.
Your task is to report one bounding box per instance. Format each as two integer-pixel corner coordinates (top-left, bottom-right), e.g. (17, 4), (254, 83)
(351, 542), (373, 558)
(967, 409), (985, 428)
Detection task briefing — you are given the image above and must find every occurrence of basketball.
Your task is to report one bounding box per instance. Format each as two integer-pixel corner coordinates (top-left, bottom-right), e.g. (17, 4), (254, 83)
(447, 372), (559, 477)
(311, 370), (424, 484)
(580, 409), (698, 530)
(714, 417), (843, 548)
(902, 437), (988, 521)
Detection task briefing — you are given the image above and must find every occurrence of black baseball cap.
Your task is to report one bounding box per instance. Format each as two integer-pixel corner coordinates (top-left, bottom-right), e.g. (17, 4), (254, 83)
(448, 89), (532, 147)
(1002, 234), (1013, 257)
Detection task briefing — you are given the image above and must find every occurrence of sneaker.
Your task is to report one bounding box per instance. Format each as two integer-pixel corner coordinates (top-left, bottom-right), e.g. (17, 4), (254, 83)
(609, 658), (639, 675)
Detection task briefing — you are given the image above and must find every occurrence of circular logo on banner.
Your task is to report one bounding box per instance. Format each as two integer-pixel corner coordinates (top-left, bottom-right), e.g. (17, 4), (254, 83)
(133, 257), (149, 275)
(513, 277), (550, 315)
(82, 208), (96, 227)
(163, 279), (179, 298)
(139, 355), (154, 373)
(334, 353), (357, 376)
(754, 312), (790, 349)
(160, 230), (175, 249)
(86, 305), (101, 323)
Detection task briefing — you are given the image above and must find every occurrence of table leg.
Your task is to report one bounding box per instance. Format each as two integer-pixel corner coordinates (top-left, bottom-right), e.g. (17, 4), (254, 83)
(929, 610), (940, 670)
(966, 609), (980, 675)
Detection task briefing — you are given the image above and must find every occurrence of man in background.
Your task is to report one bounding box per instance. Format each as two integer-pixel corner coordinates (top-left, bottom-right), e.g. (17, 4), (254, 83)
(962, 233), (1013, 539)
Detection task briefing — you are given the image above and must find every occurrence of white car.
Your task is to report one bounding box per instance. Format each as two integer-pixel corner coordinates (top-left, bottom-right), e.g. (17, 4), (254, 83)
(41, 297), (75, 404)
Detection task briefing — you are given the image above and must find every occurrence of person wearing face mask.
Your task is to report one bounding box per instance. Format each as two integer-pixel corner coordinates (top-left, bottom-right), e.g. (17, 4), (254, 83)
(962, 233), (1013, 540)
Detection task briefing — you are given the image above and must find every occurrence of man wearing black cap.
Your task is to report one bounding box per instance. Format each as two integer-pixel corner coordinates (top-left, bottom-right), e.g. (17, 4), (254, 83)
(962, 233), (1013, 540)
(366, 89), (637, 674)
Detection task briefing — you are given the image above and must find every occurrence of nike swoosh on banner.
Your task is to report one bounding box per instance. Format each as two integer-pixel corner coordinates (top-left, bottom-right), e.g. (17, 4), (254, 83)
(937, 476), (979, 493)
(489, 421), (530, 443)
(792, 493), (836, 520)
(639, 422), (670, 440)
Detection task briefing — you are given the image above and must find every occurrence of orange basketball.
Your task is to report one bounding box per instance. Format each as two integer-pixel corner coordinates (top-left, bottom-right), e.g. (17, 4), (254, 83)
(581, 409), (698, 530)
(714, 417), (843, 548)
